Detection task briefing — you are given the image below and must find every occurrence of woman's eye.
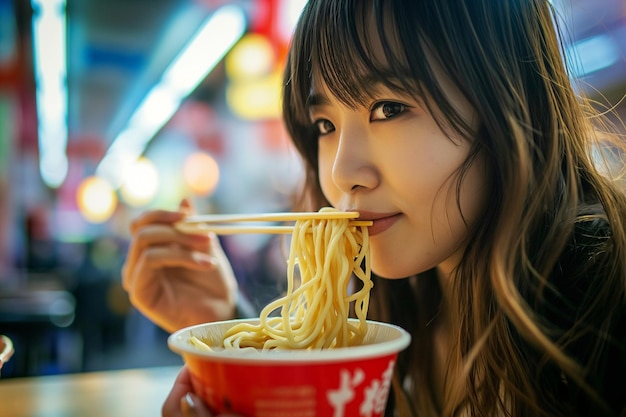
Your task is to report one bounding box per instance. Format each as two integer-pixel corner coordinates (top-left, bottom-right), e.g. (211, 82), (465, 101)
(371, 101), (407, 121)
(314, 119), (335, 136)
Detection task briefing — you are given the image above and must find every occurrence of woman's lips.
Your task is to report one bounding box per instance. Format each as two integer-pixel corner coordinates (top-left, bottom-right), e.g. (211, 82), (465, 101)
(359, 213), (401, 236)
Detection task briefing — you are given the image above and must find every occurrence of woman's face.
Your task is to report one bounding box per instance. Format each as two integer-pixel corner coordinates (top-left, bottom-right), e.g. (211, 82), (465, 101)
(308, 77), (487, 279)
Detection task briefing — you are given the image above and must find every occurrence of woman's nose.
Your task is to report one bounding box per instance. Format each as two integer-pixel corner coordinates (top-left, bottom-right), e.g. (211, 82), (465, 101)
(331, 122), (378, 193)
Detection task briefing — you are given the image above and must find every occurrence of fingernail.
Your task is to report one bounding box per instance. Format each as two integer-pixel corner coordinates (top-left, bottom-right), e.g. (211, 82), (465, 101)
(181, 393), (199, 417)
(192, 252), (216, 265)
(179, 198), (194, 214)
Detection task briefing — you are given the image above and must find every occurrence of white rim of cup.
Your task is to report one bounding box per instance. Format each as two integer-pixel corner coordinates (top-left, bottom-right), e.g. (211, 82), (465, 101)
(168, 318), (411, 364)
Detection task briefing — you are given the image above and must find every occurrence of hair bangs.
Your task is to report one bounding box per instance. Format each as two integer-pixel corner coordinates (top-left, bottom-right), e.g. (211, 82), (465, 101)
(306, 1), (425, 110)
(314, 3), (399, 108)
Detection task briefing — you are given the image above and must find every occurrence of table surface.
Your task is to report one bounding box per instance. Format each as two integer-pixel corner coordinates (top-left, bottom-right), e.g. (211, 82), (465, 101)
(0, 365), (182, 417)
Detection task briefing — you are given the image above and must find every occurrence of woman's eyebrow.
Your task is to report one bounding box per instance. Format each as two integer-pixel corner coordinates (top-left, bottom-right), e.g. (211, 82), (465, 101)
(306, 92), (330, 108)
(306, 75), (415, 111)
(307, 80), (380, 109)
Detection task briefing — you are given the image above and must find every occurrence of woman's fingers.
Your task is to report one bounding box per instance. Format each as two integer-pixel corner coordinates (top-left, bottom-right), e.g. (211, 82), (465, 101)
(124, 245), (217, 294)
(130, 225), (211, 267)
(179, 198), (193, 214)
(138, 245), (217, 274)
(129, 198), (197, 239)
(130, 209), (185, 234)
(125, 201), (212, 277)
(162, 366), (214, 417)
(162, 367), (203, 417)
(122, 200), (239, 332)
(135, 224), (211, 255)
(122, 224), (212, 289)
(181, 393), (213, 417)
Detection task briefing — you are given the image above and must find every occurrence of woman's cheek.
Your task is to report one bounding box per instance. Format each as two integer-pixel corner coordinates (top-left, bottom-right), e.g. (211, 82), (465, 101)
(317, 154), (338, 204)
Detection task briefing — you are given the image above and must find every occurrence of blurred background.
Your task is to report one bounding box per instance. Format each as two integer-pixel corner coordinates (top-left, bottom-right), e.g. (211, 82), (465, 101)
(0, 0), (625, 379)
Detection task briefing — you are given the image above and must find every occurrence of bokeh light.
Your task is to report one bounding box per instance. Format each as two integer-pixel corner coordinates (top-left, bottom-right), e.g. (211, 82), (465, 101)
(225, 33), (275, 81)
(226, 69), (282, 120)
(119, 157), (159, 207)
(183, 151), (220, 196)
(76, 176), (117, 223)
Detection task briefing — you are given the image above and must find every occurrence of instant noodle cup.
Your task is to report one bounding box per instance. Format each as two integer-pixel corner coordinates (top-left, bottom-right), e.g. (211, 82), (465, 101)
(168, 318), (411, 417)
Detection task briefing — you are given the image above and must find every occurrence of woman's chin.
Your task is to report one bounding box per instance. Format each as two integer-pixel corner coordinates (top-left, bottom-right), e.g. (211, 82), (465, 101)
(371, 263), (415, 280)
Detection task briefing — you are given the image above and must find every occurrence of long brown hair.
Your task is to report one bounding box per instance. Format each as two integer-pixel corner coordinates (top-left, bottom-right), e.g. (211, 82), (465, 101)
(282, 0), (626, 416)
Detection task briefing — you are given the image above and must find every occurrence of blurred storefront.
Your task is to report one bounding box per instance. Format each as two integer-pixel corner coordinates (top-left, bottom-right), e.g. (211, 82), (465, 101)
(0, 0), (305, 378)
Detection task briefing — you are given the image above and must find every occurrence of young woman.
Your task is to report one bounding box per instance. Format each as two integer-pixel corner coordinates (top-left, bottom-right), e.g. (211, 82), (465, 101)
(123, 0), (626, 416)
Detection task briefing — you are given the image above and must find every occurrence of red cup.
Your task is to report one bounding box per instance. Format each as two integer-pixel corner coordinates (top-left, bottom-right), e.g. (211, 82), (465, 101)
(168, 318), (411, 417)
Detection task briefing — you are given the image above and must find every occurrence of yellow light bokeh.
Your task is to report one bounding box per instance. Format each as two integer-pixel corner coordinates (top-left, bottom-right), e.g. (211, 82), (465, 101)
(225, 33), (275, 81)
(226, 69), (282, 120)
(76, 176), (118, 223)
(120, 157), (159, 207)
(183, 152), (220, 196)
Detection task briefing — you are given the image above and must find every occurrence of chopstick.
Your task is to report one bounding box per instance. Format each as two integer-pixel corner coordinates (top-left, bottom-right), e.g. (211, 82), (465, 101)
(176, 224), (295, 235)
(177, 221), (373, 235)
(182, 211), (360, 224)
(176, 212), (372, 235)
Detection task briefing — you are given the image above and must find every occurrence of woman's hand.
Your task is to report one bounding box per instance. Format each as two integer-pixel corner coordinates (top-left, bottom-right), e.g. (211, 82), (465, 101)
(122, 199), (239, 333)
(162, 366), (210, 417)
(162, 366), (242, 417)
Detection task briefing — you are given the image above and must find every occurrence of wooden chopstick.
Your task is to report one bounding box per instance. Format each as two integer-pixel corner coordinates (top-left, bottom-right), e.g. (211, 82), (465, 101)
(182, 211), (360, 224)
(176, 220), (373, 235)
(176, 224), (295, 235)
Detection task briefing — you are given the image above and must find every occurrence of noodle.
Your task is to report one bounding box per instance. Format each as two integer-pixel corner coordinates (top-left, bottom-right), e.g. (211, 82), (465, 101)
(220, 208), (372, 350)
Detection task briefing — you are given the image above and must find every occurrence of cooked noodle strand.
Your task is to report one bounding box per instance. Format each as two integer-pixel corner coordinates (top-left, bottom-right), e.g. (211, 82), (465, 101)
(221, 208), (372, 350)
